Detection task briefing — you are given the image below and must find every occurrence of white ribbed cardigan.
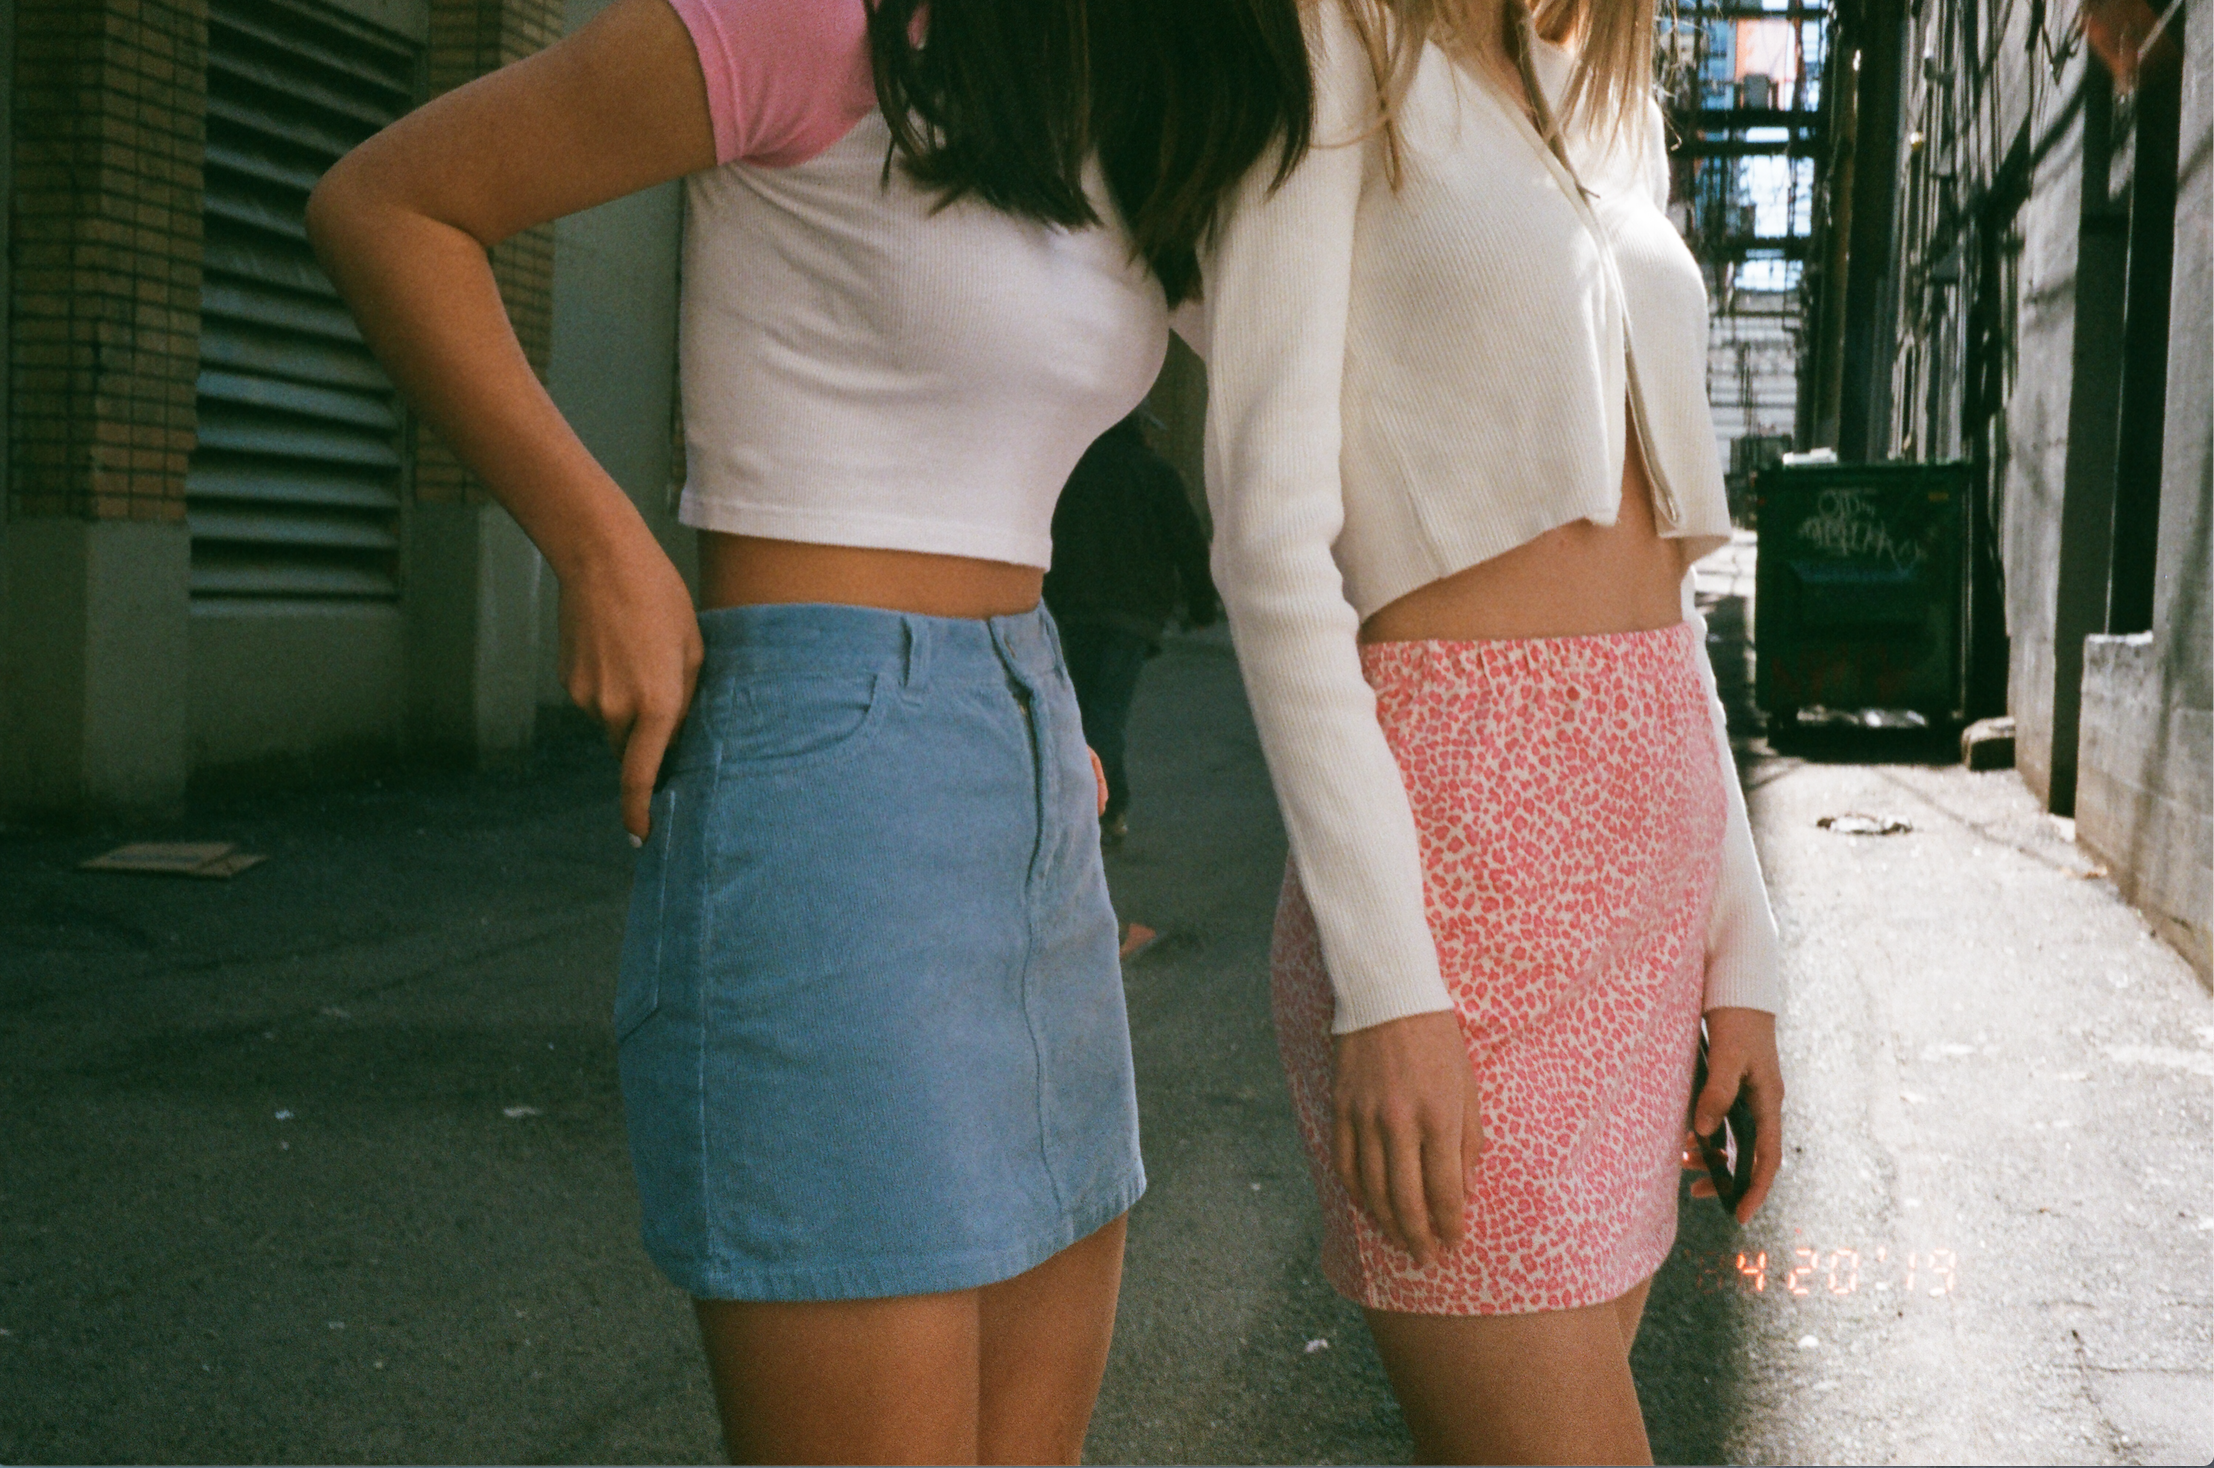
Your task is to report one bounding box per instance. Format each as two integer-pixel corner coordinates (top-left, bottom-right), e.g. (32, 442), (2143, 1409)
(1200, 4), (1784, 1032)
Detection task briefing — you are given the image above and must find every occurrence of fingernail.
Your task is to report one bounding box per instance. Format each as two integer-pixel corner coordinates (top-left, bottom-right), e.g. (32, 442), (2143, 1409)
(628, 833), (643, 848)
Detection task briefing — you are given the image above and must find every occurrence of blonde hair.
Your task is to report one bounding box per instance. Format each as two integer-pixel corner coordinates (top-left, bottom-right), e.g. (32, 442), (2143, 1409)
(1334, 0), (1659, 184)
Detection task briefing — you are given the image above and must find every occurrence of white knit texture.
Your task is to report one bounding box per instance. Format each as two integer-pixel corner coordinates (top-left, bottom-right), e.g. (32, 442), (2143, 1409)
(1201, 3), (1782, 1032)
(1684, 590), (1787, 1012)
(678, 115), (1171, 570)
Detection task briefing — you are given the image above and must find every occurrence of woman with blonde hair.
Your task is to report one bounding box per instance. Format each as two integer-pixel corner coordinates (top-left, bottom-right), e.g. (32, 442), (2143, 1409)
(1201, 0), (1787, 1459)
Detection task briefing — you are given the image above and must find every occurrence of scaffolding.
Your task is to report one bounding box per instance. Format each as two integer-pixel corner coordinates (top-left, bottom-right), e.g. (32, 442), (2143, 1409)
(1659, 0), (1831, 511)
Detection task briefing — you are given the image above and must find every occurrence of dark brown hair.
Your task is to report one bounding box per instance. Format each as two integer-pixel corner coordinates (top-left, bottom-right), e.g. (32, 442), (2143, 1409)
(865, 0), (1314, 304)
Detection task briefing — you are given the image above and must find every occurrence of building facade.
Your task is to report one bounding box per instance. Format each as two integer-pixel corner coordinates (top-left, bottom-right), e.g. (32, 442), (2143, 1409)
(1804, 0), (2208, 975)
(0, 0), (688, 815)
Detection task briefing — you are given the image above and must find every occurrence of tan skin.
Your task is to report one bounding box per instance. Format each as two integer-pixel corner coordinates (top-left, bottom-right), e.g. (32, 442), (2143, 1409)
(695, 1217), (1128, 1464)
(1324, 2), (1786, 1462)
(306, 1), (1120, 1461)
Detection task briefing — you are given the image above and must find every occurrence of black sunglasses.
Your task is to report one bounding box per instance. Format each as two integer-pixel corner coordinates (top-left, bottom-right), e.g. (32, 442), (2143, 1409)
(1691, 1019), (1758, 1216)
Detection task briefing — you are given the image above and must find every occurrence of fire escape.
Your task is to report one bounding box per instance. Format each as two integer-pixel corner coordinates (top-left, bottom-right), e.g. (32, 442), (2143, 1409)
(1661, 0), (1830, 514)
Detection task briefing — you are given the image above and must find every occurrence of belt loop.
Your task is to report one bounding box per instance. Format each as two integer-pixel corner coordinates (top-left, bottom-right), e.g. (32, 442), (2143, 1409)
(1035, 603), (1067, 678)
(902, 616), (931, 695)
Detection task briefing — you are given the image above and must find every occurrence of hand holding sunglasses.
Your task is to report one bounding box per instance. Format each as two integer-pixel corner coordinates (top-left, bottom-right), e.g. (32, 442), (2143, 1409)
(1684, 1008), (1786, 1224)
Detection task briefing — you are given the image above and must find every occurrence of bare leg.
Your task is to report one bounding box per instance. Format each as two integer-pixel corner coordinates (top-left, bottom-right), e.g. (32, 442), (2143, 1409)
(692, 1214), (1129, 1465)
(1364, 1284), (1655, 1467)
(977, 1214), (1129, 1465)
(694, 1291), (981, 1465)
(1612, 1273), (1655, 1353)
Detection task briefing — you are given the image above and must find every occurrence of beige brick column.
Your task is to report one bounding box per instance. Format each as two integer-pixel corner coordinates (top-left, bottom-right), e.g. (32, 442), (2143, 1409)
(2, 0), (205, 813)
(9, 0), (204, 522)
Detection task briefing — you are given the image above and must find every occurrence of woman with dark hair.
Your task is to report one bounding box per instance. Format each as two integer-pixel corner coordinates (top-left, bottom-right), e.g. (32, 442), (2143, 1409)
(1201, 0), (1787, 1460)
(305, 1), (1307, 1460)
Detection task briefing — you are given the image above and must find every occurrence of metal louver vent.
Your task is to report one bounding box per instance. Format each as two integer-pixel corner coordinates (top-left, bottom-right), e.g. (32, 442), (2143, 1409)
(190, 0), (418, 601)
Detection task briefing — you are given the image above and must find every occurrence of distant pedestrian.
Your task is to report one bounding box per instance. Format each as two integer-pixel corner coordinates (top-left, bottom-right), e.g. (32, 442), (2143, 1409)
(1045, 415), (1221, 843)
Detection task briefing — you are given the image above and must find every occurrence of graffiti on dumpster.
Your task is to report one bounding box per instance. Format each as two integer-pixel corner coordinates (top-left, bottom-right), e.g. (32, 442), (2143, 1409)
(1796, 488), (1932, 572)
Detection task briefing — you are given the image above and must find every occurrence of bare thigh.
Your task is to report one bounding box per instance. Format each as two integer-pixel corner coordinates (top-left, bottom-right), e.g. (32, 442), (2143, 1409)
(977, 1213), (1128, 1464)
(1613, 1273), (1654, 1351)
(1364, 1275), (1658, 1467)
(693, 1215), (1128, 1466)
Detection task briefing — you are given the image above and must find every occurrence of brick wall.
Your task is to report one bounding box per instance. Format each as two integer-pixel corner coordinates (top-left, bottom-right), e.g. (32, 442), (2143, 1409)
(8, 0), (207, 524)
(416, 0), (564, 506)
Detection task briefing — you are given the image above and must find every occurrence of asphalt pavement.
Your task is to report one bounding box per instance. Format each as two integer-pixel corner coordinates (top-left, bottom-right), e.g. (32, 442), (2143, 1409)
(2, 538), (2209, 1464)
(1676, 537), (2214, 1467)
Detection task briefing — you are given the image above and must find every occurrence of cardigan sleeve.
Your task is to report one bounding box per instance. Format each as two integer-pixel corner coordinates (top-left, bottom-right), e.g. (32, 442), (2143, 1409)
(1201, 3), (1455, 1034)
(1682, 582), (1785, 1012)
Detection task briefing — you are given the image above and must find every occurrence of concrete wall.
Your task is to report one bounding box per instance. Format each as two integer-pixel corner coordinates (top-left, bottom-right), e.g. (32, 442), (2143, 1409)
(2076, 4), (2213, 982)
(2002, 70), (2100, 809)
(2079, 635), (2212, 977)
(191, 603), (407, 779)
(1839, 0), (2211, 982)
(405, 501), (543, 763)
(1, 521), (189, 812)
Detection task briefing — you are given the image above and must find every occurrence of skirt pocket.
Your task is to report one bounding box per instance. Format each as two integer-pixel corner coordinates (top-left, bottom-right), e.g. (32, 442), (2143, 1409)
(615, 781), (681, 1042)
(720, 670), (894, 777)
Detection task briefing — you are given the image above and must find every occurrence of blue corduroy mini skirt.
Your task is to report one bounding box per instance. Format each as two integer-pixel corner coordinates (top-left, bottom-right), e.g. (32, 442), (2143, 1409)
(614, 600), (1144, 1302)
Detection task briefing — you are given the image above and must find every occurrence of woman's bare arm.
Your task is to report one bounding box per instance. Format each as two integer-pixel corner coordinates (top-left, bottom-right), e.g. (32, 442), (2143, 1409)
(307, 0), (717, 839)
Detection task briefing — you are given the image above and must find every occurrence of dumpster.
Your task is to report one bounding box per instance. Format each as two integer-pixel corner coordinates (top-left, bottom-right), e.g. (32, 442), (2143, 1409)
(1752, 460), (1969, 730)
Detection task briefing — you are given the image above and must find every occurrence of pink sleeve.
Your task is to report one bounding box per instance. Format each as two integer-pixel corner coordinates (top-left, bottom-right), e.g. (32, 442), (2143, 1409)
(668, 0), (876, 168)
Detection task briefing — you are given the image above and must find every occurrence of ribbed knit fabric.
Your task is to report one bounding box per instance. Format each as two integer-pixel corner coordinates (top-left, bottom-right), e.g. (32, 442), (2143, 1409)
(1201, 3), (1782, 1032)
(667, 0), (875, 169)
(1685, 589), (1786, 1012)
(670, 0), (1173, 570)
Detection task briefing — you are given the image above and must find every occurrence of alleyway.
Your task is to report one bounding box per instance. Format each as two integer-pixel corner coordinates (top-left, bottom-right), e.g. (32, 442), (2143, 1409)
(1677, 540), (2214, 1466)
(2, 542), (2209, 1465)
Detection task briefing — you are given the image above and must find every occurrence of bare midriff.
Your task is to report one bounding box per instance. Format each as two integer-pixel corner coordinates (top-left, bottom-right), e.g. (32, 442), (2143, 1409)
(698, 534), (1043, 619)
(1358, 421), (1694, 645)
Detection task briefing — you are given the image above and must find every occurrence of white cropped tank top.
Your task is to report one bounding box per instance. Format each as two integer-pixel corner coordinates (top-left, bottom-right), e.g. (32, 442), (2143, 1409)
(669, 0), (1172, 568)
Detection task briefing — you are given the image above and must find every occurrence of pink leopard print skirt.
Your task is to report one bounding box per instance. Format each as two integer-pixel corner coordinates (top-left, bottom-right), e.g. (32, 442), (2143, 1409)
(1271, 622), (1726, 1315)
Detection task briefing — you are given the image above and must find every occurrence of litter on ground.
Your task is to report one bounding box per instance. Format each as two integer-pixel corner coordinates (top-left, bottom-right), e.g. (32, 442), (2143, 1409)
(1816, 813), (1913, 836)
(79, 842), (266, 879)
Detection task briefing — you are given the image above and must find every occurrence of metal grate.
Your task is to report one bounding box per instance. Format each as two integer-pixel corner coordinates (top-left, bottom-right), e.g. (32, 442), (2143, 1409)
(190, 0), (419, 601)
